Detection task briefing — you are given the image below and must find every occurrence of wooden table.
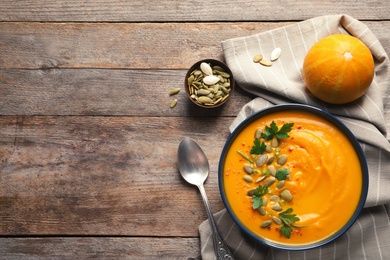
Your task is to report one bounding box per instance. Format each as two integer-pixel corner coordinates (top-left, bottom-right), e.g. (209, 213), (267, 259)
(1, 1), (389, 259)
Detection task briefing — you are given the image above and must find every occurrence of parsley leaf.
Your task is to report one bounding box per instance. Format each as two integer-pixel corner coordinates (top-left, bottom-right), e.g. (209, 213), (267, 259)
(280, 225), (293, 239)
(261, 121), (294, 140)
(276, 122), (294, 139)
(278, 208), (302, 239)
(251, 185), (269, 209)
(254, 185), (269, 197)
(275, 168), (290, 181)
(279, 208), (300, 225)
(251, 196), (263, 209)
(250, 138), (266, 155)
(261, 125), (274, 140)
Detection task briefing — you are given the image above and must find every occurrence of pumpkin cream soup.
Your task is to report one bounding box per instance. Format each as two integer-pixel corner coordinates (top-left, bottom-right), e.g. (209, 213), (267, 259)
(223, 110), (362, 245)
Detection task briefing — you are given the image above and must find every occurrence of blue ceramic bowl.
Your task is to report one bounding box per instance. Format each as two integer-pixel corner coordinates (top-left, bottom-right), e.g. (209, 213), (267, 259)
(218, 104), (368, 250)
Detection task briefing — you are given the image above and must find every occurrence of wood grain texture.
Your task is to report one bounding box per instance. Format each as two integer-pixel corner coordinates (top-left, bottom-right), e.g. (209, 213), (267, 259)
(0, 237), (201, 259)
(0, 22), (389, 69)
(0, 68), (254, 116)
(0, 116), (230, 236)
(0, 0), (388, 22)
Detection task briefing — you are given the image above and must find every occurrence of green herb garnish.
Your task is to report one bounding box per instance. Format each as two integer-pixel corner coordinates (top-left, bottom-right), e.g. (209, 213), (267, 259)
(237, 150), (255, 164)
(262, 121), (294, 140)
(275, 168), (290, 181)
(278, 208), (303, 239)
(251, 185), (269, 209)
(250, 138), (266, 155)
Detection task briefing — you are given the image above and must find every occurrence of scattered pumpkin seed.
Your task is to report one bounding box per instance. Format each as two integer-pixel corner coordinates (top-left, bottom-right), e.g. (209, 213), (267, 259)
(243, 175), (253, 183)
(256, 154), (268, 167)
(261, 220), (272, 228)
(272, 203), (283, 211)
(169, 88), (180, 96)
(277, 180), (285, 189)
(268, 165), (276, 176)
(255, 176), (266, 183)
(170, 99), (177, 108)
(255, 128), (262, 139)
(264, 176), (276, 187)
(272, 216), (282, 225)
(247, 188), (256, 196)
(270, 195), (280, 202)
(244, 164), (254, 174)
(270, 47), (281, 61)
(271, 136), (279, 148)
(262, 197), (268, 207)
(260, 59), (273, 67)
(281, 189), (293, 202)
(253, 54), (263, 63)
(266, 156), (275, 165)
(277, 154), (288, 165)
(258, 206), (266, 216)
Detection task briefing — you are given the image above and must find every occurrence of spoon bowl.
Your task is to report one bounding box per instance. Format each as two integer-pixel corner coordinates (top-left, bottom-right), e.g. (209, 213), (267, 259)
(178, 137), (235, 260)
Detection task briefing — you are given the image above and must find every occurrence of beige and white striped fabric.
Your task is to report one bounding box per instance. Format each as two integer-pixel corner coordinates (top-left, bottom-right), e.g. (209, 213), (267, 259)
(199, 14), (390, 260)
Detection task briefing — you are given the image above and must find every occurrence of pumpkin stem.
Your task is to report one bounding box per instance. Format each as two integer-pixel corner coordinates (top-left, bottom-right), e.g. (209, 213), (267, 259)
(343, 52), (353, 61)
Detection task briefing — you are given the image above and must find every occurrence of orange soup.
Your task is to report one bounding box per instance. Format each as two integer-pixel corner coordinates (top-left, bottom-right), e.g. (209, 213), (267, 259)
(222, 110), (362, 246)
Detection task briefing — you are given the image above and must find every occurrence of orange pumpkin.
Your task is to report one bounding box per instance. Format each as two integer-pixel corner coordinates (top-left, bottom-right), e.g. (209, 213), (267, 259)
(302, 34), (375, 104)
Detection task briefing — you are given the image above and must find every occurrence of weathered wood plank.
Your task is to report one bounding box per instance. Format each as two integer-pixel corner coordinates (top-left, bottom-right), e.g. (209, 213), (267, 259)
(0, 237), (201, 259)
(0, 116), (232, 236)
(0, 69), (254, 116)
(0, 22), (389, 69)
(0, 0), (388, 22)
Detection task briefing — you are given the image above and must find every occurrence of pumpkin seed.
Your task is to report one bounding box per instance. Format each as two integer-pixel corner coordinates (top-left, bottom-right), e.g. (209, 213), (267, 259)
(266, 156), (275, 165)
(277, 180), (285, 189)
(244, 164), (254, 174)
(169, 99), (177, 108)
(258, 206), (266, 216)
(265, 144), (273, 153)
(264, 176), (276, 187)
(260, 59), (272, 67)
(277, 155), (288, 165)
(270, 195), (280, 202)
(203, 75), (220, 85)
(272, 216), (282, 225)
(188, 75), (194, 85)
(271, 136), (279, 148)
(198, 96), (213, 104)
(262, 197), (268, 207)
(272, 203), (283, 211)
(261, 220), (272, 228)
(253, 54), (263, 63)
(255, 128), (262, 139)
(281, 189), (293, 202)
(197, 89), (211, 96)
(213, 65), (224, 71)
(247, 188), (256, 196)
(255, 176), (266, 183)
(256, 154), (268, 167)
(243, 175), (253, 183)
(268, 165), (276, 176)
(200, 62), (213, 76)
(270, 47), (281, 61)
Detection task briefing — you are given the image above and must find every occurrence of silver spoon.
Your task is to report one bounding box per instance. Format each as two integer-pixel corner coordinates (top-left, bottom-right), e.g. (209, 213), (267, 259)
(178, 137), (235, 260)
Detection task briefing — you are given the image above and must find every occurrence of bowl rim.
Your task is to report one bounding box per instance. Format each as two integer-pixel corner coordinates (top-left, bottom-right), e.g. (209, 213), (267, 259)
(184, 59), (234, 108)
(218, 103), (369, 250)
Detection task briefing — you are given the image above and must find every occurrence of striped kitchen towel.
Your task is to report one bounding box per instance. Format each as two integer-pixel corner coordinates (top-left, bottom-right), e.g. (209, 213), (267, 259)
(199, 14), (390, 260)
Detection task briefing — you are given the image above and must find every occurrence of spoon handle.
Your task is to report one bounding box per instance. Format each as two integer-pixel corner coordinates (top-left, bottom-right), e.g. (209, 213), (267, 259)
(198, 184), (235, 260)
